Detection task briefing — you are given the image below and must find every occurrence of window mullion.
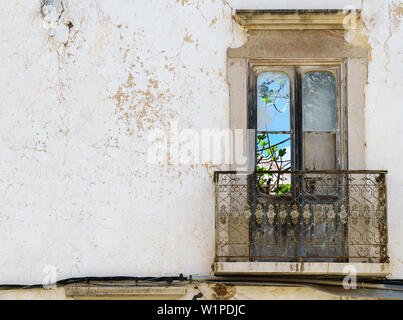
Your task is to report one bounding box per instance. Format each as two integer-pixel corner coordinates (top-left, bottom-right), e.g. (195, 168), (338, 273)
(294, 67), (303, 171)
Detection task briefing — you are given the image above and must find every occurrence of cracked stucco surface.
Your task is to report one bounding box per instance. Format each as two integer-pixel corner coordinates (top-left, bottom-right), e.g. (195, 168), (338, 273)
(360, 0), (403, 277)
(0, 0), (402, 285)
(0, 0), (245, 283)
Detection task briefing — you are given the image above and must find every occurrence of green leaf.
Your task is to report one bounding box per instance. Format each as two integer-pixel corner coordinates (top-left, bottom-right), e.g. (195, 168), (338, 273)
(278, 148), (286, 157)
(267, 146), (277, 155)
(274, 184), (291, 195)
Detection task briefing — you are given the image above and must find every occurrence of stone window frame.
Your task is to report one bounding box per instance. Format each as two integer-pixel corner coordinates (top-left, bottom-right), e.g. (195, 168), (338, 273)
(228, 10), (368, 172)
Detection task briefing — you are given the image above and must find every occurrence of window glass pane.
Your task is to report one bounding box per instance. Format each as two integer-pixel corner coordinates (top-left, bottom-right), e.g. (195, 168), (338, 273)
(256, 133), (291, 192)
(303, 132), (336, 170)
(302, 72), (336, 132)
(257, 72), (290, 132)
(257, 133), (291, 171)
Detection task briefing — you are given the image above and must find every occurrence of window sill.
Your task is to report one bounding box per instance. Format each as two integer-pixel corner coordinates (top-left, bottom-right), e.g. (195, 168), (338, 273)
(65, 285), (187, 299)
(214, 262), (390, 277)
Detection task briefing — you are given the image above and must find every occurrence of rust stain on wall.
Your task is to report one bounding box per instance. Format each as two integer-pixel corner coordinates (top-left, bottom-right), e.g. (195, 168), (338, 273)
(111, 70), (176, 137)
(211, 283), (236, 300)
(390, 2), (403, 30)
(176, 0), (189, 6)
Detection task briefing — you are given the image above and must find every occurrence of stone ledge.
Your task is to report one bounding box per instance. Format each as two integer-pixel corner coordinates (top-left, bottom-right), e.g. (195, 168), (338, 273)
(215, 262), (390, 277)
(234, 9), (361, 30)
(65, 285), (187, 299)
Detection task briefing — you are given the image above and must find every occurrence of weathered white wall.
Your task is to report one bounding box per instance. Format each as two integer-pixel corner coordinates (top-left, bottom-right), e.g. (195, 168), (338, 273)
(361, 0), (403, 278)
(0, 0), (245, 284)
(0, 0), (402, 287)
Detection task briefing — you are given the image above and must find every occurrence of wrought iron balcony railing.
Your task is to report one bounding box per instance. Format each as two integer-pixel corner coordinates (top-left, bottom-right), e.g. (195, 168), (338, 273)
(214, 170), (388, 263)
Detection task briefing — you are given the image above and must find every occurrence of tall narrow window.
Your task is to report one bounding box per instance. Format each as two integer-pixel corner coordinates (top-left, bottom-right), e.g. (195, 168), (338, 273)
(302, 72), (337, 170)
(256, 72), (291, 194)
(252, 65), (345, 262)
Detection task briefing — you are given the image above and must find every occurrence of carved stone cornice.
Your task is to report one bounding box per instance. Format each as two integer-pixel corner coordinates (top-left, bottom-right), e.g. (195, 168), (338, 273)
(234, 9), (361, 30)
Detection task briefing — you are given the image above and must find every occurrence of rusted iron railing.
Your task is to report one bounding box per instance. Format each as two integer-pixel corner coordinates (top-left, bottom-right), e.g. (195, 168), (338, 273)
(215, 170), (388, 263)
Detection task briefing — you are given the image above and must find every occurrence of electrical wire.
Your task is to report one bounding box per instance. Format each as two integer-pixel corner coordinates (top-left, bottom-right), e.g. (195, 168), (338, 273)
(0, 275), (188, 290)
(1, 274), (403, 299)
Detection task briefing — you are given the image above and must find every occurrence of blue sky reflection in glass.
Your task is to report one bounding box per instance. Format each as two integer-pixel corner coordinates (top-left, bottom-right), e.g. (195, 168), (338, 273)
(257, 72), (290, 132)
(257, 72), (291, 167)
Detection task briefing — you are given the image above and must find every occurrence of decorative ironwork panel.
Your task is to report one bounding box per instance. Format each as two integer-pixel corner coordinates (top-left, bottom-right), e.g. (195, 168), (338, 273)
(214, 171), (388, 263)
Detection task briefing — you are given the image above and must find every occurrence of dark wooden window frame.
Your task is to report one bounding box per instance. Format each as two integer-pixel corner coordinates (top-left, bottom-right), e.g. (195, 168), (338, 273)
(248, 59), (348, 173)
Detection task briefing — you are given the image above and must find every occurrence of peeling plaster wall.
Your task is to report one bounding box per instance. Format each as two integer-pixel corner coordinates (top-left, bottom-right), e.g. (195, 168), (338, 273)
(0, 0), (402, 289)
(0, 0), (245, 284)
(361, 0), (403, 279)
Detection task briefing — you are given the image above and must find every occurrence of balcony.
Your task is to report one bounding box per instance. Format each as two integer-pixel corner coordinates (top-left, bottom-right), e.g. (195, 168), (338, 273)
(214, 170), (389, 276)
